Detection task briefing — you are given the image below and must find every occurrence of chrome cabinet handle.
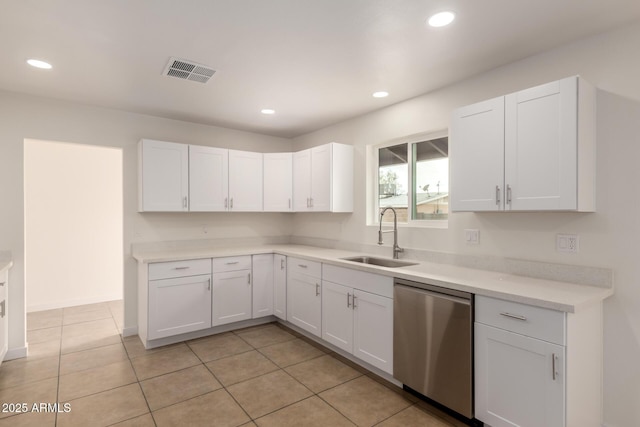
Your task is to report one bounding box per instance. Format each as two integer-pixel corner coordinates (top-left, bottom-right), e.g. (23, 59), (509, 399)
(500, 312), (527, 321)
(183, 196), (188, 209)
(0, 300), (4, 318)
(280, 258), (285, 270)
(288, 198), (291, 209)
(173, 266), (190, 270)
(315, 283), (320, 296)
(352, 295), (357, 308)
(552, 353), (558, 380)
(298, 264), (308, 269)
(225, 261), (239, 265)
(247, 273), (251, 284)
(230, 198), (234, 209)
(224, 198), (228, 209)
(507, 185), (512, 205)
(495, 185), (501, 205)
(347, 292), (352, 308)
(207, 278), (211, 291)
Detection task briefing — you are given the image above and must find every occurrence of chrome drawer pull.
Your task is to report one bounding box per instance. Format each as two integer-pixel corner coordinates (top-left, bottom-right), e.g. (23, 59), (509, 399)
(173, 266), (190, 270)
(225, 261), (239, 265)
(298, 264), (308, 268)
(499, 312), (527, 321)
(552, 353), (558, 380)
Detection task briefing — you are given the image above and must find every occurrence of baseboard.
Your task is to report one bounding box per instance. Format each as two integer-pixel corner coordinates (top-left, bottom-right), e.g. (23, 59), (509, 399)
(122, 326), (138, 337)
(27, 294), (123, 312)
(4, 345), (28, 361)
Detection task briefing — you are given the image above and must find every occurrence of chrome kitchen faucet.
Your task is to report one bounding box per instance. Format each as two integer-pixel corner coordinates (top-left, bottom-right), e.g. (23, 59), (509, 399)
(378, 207), (404, 259)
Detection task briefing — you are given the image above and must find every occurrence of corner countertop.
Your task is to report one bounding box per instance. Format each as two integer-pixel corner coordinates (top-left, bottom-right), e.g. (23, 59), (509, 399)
(132, 244), (613, 313)
(0, 251), (13, 273)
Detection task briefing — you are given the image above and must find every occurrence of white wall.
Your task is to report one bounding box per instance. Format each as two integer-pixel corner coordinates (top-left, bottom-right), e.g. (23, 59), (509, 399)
(292, 22), (640, 427)
(0, 93), (292, 357)
(24, 139), (123, 311)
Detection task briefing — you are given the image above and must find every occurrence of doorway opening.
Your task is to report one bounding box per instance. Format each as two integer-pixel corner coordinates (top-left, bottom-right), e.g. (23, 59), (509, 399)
(24, 139), (123, 326)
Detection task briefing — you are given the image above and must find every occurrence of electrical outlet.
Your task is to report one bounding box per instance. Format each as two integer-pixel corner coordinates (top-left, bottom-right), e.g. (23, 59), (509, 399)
(465, 229), (479, 245)
(557, 234), (579, 253)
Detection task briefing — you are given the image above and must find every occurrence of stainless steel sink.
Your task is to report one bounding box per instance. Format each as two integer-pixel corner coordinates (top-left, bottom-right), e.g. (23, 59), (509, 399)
(340, 256), (418, 268)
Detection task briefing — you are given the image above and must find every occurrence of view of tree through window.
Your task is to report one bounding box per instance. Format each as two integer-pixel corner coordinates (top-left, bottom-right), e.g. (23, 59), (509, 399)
(378, 137), (448, 223)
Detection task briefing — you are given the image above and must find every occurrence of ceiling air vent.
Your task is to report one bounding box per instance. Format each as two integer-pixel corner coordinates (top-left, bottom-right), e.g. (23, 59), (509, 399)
(163, 57), (216, 84)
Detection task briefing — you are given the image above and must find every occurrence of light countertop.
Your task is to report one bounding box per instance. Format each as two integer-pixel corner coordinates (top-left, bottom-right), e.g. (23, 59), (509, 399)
(133, 244), (613, 313)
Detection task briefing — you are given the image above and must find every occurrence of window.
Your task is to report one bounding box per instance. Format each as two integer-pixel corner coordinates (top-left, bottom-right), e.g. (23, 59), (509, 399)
(374, 134), (449, 225)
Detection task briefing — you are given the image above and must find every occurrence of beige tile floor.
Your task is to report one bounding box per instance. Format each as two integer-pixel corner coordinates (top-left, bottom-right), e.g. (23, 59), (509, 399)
(0, 301), (467, 427)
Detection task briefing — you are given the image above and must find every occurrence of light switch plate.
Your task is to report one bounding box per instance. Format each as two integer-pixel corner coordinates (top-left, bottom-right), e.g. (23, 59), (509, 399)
(465, 229), (479, 245)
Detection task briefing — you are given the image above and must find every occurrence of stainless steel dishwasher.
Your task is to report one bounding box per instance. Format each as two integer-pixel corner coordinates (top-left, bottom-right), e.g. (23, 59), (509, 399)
(393, 278), (473, 419)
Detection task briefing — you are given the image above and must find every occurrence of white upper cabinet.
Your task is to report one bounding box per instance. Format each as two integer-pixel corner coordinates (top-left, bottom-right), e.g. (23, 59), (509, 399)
(450, 76), (595, 212)
(293, 149), (312, 211)
(138, 139), (189, 212)
(293, 142), (354, 212)
(450, 97), (505, 212)
(189, 145), (228, 212)
(263, 152), (293, 212)
(228, 150), (263, 211)
(139, 139), (352, 213)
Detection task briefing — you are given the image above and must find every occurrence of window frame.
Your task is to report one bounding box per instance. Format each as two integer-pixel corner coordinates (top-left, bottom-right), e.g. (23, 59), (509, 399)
(367, 130), (449, 229)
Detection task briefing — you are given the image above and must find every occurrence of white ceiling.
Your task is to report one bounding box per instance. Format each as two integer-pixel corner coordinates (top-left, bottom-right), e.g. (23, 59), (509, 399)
(2, 0), (640, 138)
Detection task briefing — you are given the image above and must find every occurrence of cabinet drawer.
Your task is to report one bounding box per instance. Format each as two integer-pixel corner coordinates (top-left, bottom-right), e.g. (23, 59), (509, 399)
(288, 257), (321, 278)
(475, 295), (565, 345)
(149, 259), (212, 280)
(212, 256), (252, 272)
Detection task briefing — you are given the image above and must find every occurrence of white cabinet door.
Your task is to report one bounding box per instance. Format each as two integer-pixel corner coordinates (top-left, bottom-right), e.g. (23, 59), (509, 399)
(264, 152), (293, 212)
(321, 281), (353, 353)
(353, 289), (393, 374)
(148, 274), (212, 339)
(273, 255), (287, 320)
(475, 323), (565, 427)
(287, 271), (321, 337)
(212, 270), (252, 326)
(310, 144), (331, 211)
(139, 139), (189, 212)
(229, 150), (263, 211)
(450, 97), (505, 212)
(293, 149), (312, 211)
(252, 254), (274, 318)
(505, 77), (578, 211)
(189, 145), (228, 212)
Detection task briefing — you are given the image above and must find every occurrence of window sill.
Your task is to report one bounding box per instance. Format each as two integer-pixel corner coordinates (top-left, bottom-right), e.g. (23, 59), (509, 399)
(366, 220), (448, 230)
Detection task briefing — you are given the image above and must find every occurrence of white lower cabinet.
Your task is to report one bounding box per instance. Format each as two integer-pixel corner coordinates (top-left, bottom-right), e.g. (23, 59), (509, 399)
(147, 258), (213, 341)
(273, 255), (287, 320)
(212, 257), (252, 327)
(287, 258), (322, 337)
(252, 254), (274, 318)
(475, 323), (565, 427)
(321, 265), (393, 374)
(475, 295), (603, 427)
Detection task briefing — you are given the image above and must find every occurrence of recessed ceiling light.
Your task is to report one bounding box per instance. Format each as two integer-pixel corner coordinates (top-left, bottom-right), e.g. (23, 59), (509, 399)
(428, 11), (455, 27)
(261, 108), (275, 115)
(373, 91), (389, 98)
(27, 59), (52, 69)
